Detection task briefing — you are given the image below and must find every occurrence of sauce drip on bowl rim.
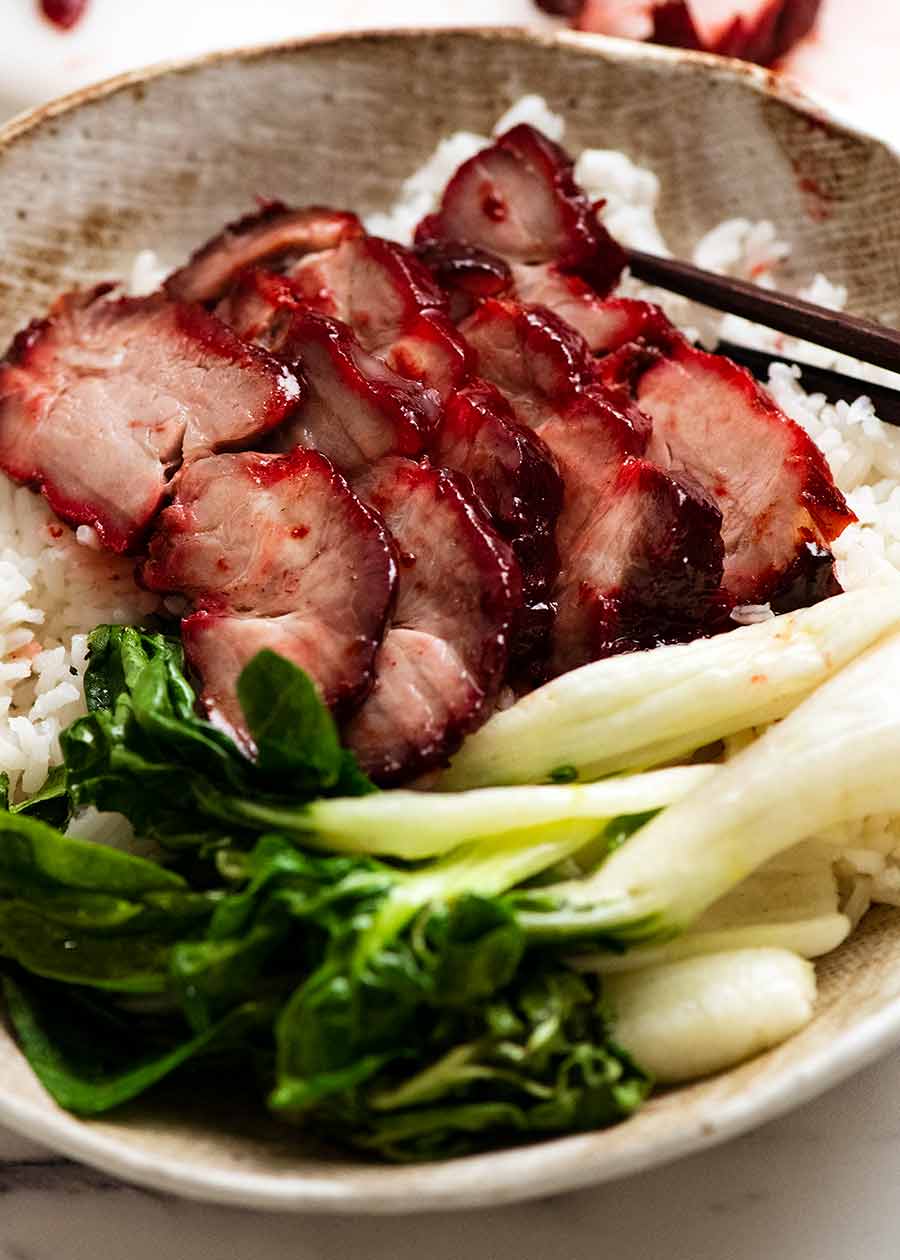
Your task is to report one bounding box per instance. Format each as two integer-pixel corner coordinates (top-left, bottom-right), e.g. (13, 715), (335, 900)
(38, 0), (89, 31)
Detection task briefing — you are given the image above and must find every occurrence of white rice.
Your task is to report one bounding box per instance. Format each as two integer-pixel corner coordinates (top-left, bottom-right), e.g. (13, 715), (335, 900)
(0, 480), (159, 796)
(3, 94), (900, 913)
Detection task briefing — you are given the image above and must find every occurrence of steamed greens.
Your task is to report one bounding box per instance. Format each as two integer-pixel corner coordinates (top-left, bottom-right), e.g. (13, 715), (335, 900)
(438, 588), (900, 789)
(0, 626), (654, 1158)
(513, 629), (900, 948)
(1, 595), (899, 1160)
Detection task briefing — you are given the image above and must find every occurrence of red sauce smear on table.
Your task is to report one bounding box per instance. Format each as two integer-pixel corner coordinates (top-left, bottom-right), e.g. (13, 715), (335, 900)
(39, 0), (88, 31)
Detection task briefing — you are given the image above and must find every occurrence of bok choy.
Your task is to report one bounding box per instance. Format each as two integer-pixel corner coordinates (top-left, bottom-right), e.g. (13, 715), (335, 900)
(513, 629), (900, 947)
(439, 589), (900, 789)
(0, 606), (897, 1159)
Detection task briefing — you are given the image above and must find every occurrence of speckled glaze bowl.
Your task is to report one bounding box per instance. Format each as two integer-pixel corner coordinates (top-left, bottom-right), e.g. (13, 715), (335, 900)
(2, 28), (900, 1214)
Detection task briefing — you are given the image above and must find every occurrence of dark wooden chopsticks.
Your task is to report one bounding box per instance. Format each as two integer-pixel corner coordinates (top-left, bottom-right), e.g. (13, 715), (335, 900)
(627, 247), (900, 378)
(716, 341), (900, 427)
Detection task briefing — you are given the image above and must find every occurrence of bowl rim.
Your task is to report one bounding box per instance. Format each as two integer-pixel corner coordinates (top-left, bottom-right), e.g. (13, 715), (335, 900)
(1, 24), (899, 1214)
(0, 24), (889, 159)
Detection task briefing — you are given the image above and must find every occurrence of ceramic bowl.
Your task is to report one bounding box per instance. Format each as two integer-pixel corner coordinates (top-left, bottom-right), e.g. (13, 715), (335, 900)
(2, 28), (900, 1214)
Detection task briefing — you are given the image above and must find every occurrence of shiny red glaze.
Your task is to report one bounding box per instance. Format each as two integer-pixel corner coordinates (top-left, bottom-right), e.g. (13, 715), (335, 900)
(434, 381), (564, 684)
(142, 447), (397, 748)
(512, 263), (673, 355)
(0, 288), (302, 553)
(289, 235), (447, 338)
(414, 241), (513, 320)
(342, 457), (521, 785)
(460, 297), (595, 428)
(540, 392), (726, 675)
(383, 310), (473, 401)
(415, 124), (627, 295)
(265, 310), (441, 477)
(610, 333), (854, 605)
(165, 203), (363, 305)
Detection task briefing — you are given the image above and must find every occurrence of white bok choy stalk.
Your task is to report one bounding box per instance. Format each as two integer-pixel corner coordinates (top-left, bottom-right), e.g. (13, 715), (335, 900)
(575, 843), (849, 973)
(352, 768), (710, 959)
(438, 588), (900, 790)
(606, 949), (817, 1083)
(303, 765), (714, 859)
(513, 628), (900, 948)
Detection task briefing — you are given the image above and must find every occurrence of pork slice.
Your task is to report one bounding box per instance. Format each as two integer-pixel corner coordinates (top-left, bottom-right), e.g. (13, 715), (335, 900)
(382, 311), (472, 401)
(0, 289), (301, 553)
(512, 263), (672, 354)
(290, 236), (472, 400)
(141, 448), (397, 750)
(459, 297), (592, 429)
(342, 458), (521, 785)
(632, 338), (854, 606)
(540, 398), (725, 675)
(413, 241), (513, 321)
(537, 385), (649, 564)
(165, 203), (363, 305)
(414, 124), (626, 295)
(214, 268), (301, 344)
(262, 311), (441, 477)
(433, 381), (564, 682)
(288, 235), (446, 349)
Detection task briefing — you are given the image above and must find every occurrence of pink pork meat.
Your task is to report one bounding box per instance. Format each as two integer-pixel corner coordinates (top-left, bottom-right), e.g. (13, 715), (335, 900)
(140, 447), (397, 751)
(0, 288), (301, 553)
(165, 203), (363, 305)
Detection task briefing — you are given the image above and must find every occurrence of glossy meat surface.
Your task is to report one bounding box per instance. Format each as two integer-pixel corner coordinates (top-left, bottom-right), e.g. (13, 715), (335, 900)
(460, 297), (591, 429)
(512, 263), (671, 355)
(342, 458), (520, 784)
(630, 337), (854, 604)
(415, 124), (626, 295)
(0, 289), (301, 552)
(165, 203), (362, 304)
(541, 396), (725, 675)
(266, 310), (441, 476)
(141, 448), (397, 749)
(290, 236), (471, 400)
(433, 381), (564, 682)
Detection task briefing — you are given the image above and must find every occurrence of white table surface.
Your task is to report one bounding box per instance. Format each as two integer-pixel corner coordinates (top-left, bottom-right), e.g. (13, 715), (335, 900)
(0, 1051), (897, 1258)
(2, 4), (900, 1255)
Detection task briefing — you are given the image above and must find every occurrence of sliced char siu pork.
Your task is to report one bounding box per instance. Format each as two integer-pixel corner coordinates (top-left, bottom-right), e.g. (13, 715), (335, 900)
(414, 242), (513, 322)
(342, 458), (520, 784)
(288, 234), (473, 400)
(415, 124), (626, 297)
(457, 293), (728, 670)
(266, 309), (441, 475)
(215, 247), (563, 681)
(539, 393), (725, 675)
(459, 297), (591, 429)
(510, 263), (671, 356)
(165, 203), (363, 305)
(602, 335), (855, 609)
(140, 448), (397, 751)
(432, 382), (564, 683)
(213, 296), (522, 782)
(0, 288), (302, 552)
(218, 284), (441, 471)
(284, 248), (565, 681)
(288, 234), (445, 348)
(413, 124), (672, 355)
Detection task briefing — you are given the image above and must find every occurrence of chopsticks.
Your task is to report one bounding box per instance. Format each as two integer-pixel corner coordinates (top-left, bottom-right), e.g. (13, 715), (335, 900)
(716, 341), (900, 427)
(627, 248), (900, 378)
